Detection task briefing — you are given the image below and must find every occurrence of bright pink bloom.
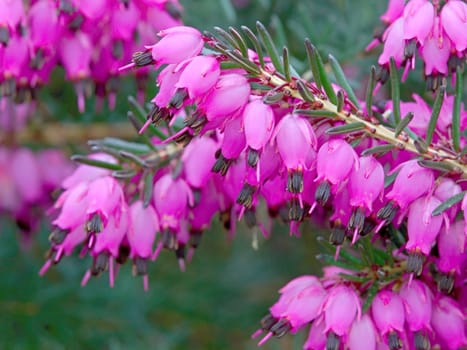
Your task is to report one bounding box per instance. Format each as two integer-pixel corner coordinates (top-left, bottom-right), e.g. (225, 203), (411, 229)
(403, 0), (434, 45)
(0, 0), (24, 30)
(153, 63), (183, 107)
(110, 2), (140, 41)
(371, 290), (405, 335)
(348, 156), (384, 212)
(434, 178), (462, 220)
(153, 174), (194, 230)
(323, 285), (361, 337)
(386, 160), (434, 210)
(202, 73), (251, 121)
(59, 31), (92, 80)
(220, 116), (246, 159)
(378, 18), (405, 66)
(93, 211), (129, 258)
(273, 113), (317, 171)
(396, 94), (431, 137)
(316, 139), (359, 186)
(182, 137), (217, 188)
(189, 180), (219, 231)
(176, 56), (220, 99)
(421, 19), (451, 76)
(150, 26), (203, 65)
(406, 195), (443, 255)
(243, 100), (275, 151)
(28, 0), (59, 50)
(440, 0), (467, 52)
(399, 280), (432, 332)
(303, 318), (326, 350)
(72, 0), (108, 20)
(437, 220), (466, 274)
(431, 297), (467, 349)
(347, 314), (377, 350)
(53, 182), (89, 230)
(380, 0), (404, 23)
(128, 201), (159, 259)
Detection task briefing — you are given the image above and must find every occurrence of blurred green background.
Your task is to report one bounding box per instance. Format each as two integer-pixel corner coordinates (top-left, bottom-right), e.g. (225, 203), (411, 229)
(1, 0), (386, 349)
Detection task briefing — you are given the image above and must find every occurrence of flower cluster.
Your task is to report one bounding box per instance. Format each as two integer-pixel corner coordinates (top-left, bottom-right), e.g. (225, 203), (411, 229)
(0, 0), (182, 113)
(367, 0), (467, 88)
(0, 147), (72, 244)
(254, 270), (466, 349)
(40, 9), (466, 350)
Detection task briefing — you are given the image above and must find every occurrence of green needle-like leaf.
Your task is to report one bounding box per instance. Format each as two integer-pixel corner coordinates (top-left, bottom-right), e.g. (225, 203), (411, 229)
(426, 85), (445, 145)
(316, 254), (361, 271)
(88, 138), (151, 155)
(228, 27), (248, 58)
(282, 47), (291, 82)
(366, 66), (376, 119)
(329, 54), (361, 109)
(256, 21), (283, 73)
(453, 65), (463, 151)
(296, 80), (316, 102)
(418, 159), (455, 173)
(304, 38), (322, 89)
(361, 144), (395, 156)
(336, 90), (345, 112)
(432, 191), (466, 216)
(295, 109), (337, 118)
(325, 122), (365, 135)
(394, 112), (414, 137)
(127, 96), (165, 139)
(339, 273), (371, 283)
(308, 42), (337, 104)
(70, 155), (123, 171)
(143, 170), (155, 208)
(241, 26), (264, 68)
(389, 57), (401, 125)
(213, 27), (237, 49)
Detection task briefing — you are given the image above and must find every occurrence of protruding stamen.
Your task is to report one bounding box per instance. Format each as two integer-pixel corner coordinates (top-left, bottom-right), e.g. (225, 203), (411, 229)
(315, 180), (331, 206)
(287, 170), (303, 193)
(237, 183), (256, 208)
(437, 272), (454, 294)
(407, 251), (424, 276)
(326, 332), (340, 350)
(133, 257), (148, 276)
(247, 148), (259, 167)
(414, 331), (430, 350)
(132, 51), (154, 67)
(377, 201), (398, 222)
(49, 228), (70, 245)
(91, 253), (109, 276)
(387, 331), (402, 350)
(86, 213), (104, 234)
(288, 197), (304, 222)
(212, 153), (232, 176)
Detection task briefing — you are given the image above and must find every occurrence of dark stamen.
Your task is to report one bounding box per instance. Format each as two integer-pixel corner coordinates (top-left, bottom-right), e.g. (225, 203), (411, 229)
(315, 180), (331, 206)
(116, 244), (130, 264)
(287, 170), (303, 193)
(326, 332), (340, 350)
(244, 209), (257, 228)
(169, 88), (188, 109)
(212, 153), (232, 176)
(348, 206), (365, 234)
(377, 201), (398, 222)
(237, 183), (256, 208)
(162, 229), (177, 250)
(189, 230), (203, 249)
(247, 148), (259, 167)
(91, 253), (109, 276)
(437, 272), (454, 294)
(132, 51), (154, 67)
(288, 198), (304, 221)
(414, 331), (430, 350)
(133, 257), (147, 276)
(388, 331), (402, 350)
(270, 318), (291, 338)
(407, 251), (425, 276)
(49, 228), (70, 245)
(86, 213), (104, 234)
(260, 313), (277, 331)
(330, 226), (346, 246)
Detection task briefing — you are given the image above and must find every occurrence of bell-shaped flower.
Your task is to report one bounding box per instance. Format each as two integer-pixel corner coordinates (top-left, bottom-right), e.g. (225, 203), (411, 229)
(153, 174), (194, 230)
(202, 73), (251, 122)
(59, 31), (92, 80)
(378, 18), (405, 67)
(347, 314), (377, 350)
(153, 63), (184, 108)
(28, 0), (59, 51)
(10, 148), (42, 203)
(62, 153), (117, 189)
(437, 220), (466, 274)
(220, 116), (246, 160)
(72, 0), (108, 20)
(273, 113), (317, 172)
(53, 182), (90, 230)
(348, 156), (384, 212)
(399, 280), (432, 332)
(125, 201), (159, 261)
(243, 99), (275, 151)
(380, 0), (404, 23)
(176, 56), (220, 100)
(440, 0), (467, 52)
(386, 160), (434, 210)
(182, 137), (217, 188)
(431, 297), (467, 349)
(371, 290), (405, 336)
(406, 195), (444, 255)
(315, 139), (359, 186)
(149, 26), (204, 65)
(110, 1), (140, 41)
(323, 285), (361, 337)
(403, 0), (434, 45)
(434, 178), (462, 220)
(303, 318), (326, 350)
(421, 18), (451, 76)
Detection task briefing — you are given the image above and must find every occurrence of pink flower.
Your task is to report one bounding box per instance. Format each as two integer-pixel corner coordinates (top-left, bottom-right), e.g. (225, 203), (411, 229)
(72, 0), (109, 20)
(176, 56), (220, 100)
(28, 0), (59, 51)
(149, 26), (204, 65)
(62, 153), (117, 189)
(421, 19), (451, 76)
(273, 113), (317, 171)
(153, 63), (183, 108)
(403, 0), (434, 45)
(371, 290), (405, 336)
(303, 318), (326, 350)
(323, 285), (361, 337)
(380, 0), (404, 23)
(348, 156), (384, 212)
(243, 99), (275, 151)
(378, 18), (405, 67)
(437, 220), (466, 274)
(440, 0), (467, 52)
(385, 160), (434, 210)
(406, 195), (444, 255)
(202, 73), (251, 121)
(10, 148), (42, 203)
(431, 297), (467, 349)
(153, 174), (194, 230)
(59, 31), (92, 80)
(182, 137), (217, 188)
(128, 201), (159, 259)
(399, 280), (432, 332)
(347, 314), (377, 350)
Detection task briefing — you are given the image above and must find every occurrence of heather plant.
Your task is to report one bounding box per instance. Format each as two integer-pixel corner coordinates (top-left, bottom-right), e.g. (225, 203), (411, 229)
(1, 0), (466, 349)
